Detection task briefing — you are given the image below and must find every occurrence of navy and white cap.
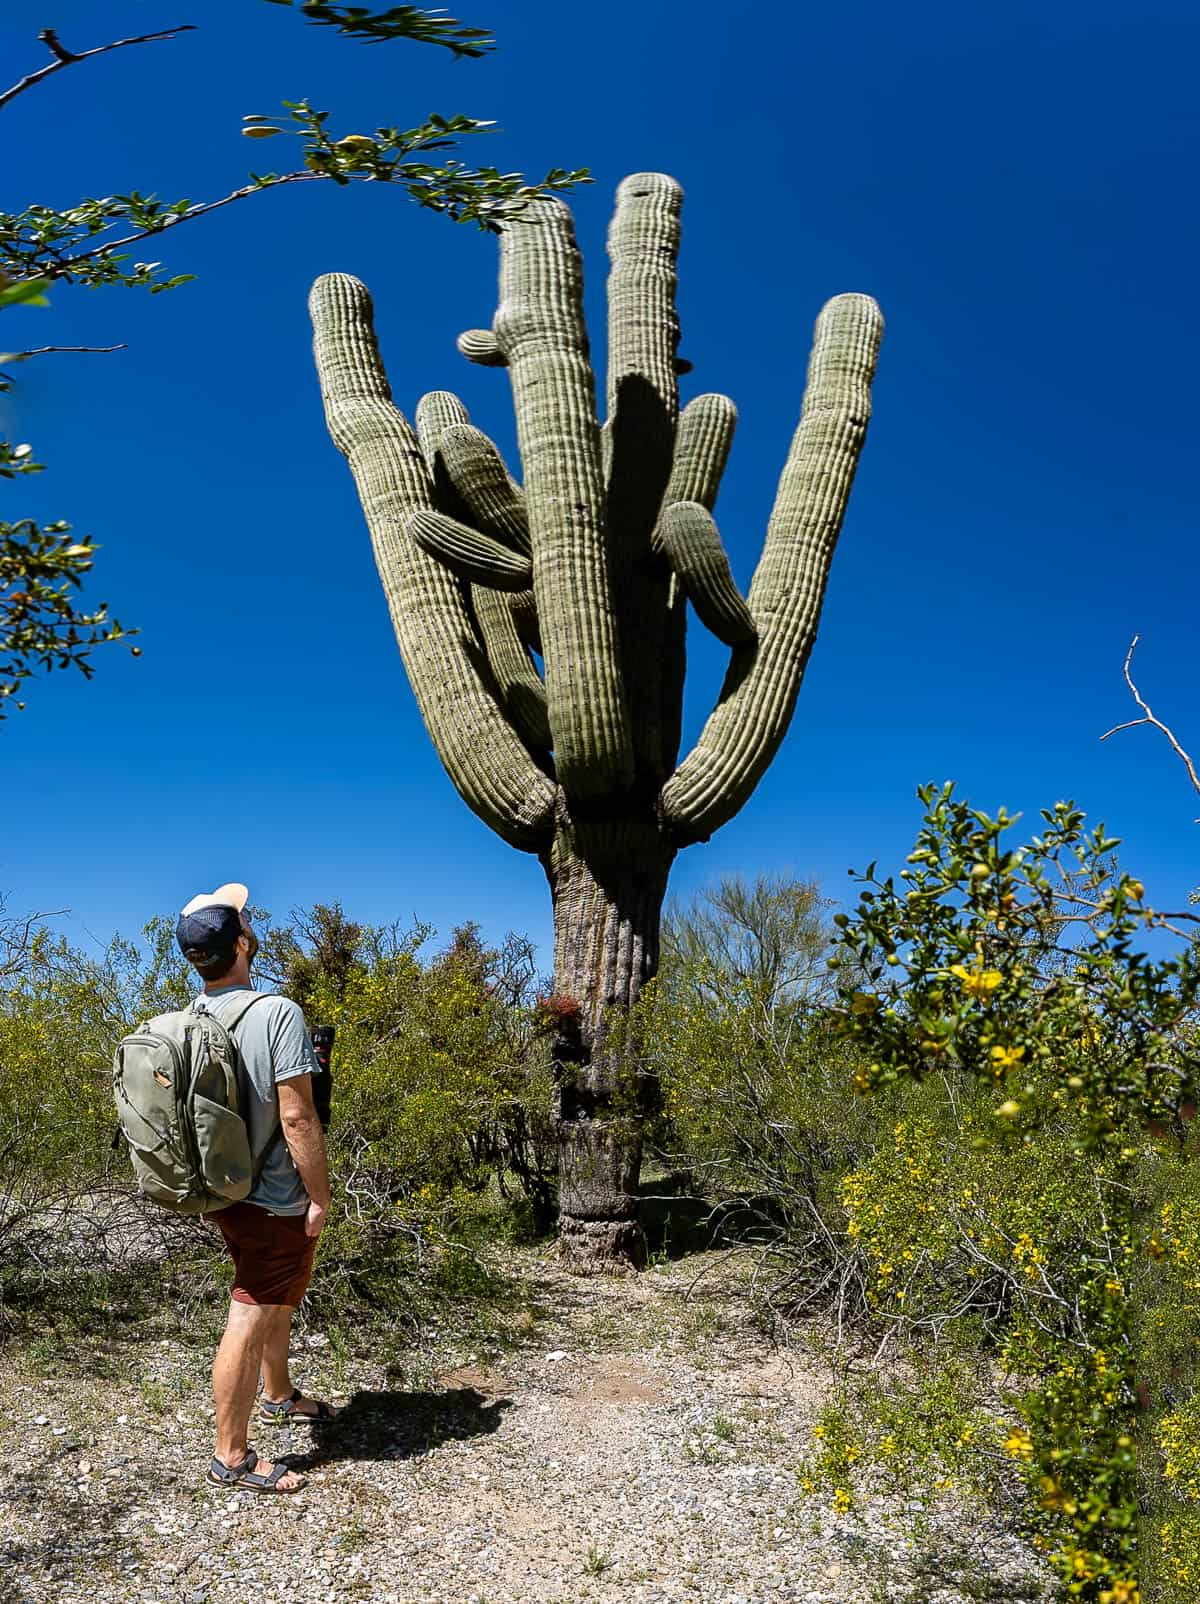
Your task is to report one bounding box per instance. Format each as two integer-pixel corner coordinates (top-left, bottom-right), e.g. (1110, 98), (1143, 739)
(175, 882), (250, 960)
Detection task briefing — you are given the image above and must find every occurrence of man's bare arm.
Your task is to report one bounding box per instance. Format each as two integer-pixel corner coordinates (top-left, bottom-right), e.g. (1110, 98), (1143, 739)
(278, 1075), (331, 1235)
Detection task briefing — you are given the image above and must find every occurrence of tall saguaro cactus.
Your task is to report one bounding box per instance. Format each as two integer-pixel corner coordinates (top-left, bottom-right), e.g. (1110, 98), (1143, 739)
(310, 174), (883, 1269)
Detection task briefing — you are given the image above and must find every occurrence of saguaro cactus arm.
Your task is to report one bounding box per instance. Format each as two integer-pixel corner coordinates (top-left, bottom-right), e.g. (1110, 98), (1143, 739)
(648, 391), (740, 775)
(602, 174), (685, 782)
(309, 271), (556, 850)
(657, 502), (756, 648)
(410, 399), (547, 751)
(457, 328), (507, 367)
(407, 510), (533, 591)
(492, 198), (634, 800)
(472, 586), (551, 753)
(605, 174), (683, 532)
(439, 424), (530, 555)
(654, 393), (738, 530)
(659, 292), (884, 845)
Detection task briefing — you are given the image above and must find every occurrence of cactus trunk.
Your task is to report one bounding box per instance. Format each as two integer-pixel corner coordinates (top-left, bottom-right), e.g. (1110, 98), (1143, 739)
(310, 172), (882, 1270)
(542, 812), (674, 1270)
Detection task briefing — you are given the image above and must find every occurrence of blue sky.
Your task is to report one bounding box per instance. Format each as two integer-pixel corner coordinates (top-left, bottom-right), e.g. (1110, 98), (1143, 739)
(3, 0), (1198, 967)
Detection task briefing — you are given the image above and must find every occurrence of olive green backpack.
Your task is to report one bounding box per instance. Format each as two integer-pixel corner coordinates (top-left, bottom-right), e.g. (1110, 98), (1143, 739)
(112, 994), (270, 1215)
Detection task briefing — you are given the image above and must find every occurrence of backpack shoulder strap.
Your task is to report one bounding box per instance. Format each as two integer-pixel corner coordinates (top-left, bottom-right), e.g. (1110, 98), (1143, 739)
(192, 991), (274, 1037)
(223, 991), (274, 1036)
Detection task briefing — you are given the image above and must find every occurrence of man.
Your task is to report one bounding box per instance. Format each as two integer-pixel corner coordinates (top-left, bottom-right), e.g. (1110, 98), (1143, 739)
(175, 882), (337, 1495)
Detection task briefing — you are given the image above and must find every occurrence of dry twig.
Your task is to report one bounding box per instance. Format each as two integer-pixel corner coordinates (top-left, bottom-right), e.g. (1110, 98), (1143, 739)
(0, 25), (195, 113)
(1101, 633), (1200, 821)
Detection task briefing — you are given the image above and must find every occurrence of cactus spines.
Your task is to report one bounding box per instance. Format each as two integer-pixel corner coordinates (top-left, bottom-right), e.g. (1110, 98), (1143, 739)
(310, 177), (881, 1268)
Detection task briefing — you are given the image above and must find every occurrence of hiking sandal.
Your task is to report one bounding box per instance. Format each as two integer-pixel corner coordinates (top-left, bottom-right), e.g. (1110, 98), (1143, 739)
(206, 1448), (306, 1493)
(259, 1385), (340, 1424)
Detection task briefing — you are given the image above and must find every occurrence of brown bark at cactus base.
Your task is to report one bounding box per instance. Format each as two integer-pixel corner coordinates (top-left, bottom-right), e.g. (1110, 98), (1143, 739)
(542, 811), (674, 1274)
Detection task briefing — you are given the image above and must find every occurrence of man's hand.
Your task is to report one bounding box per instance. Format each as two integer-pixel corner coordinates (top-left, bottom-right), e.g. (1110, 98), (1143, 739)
(304, 1199), (328, 1239)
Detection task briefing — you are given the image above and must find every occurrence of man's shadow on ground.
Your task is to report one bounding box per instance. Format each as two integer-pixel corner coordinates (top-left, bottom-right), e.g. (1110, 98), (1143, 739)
(278, 1385), (513, 1473)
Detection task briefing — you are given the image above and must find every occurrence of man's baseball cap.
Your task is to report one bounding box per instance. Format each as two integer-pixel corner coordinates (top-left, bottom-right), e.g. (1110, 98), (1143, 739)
(176, 882), (250, 962)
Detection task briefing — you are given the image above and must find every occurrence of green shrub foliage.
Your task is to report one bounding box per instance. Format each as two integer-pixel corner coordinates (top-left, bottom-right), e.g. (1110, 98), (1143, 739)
(830, 785), (1200, 1603)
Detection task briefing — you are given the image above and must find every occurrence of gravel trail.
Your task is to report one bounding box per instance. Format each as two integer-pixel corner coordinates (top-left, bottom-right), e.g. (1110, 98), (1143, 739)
(0, 1249), (1054, 1604)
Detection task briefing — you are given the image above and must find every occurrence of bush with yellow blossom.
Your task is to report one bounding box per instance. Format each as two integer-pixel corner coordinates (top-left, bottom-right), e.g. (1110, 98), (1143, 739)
(830, 782), (1200, 1602)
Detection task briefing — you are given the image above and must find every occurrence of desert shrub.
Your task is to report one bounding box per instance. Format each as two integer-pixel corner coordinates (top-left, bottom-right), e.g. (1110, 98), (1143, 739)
(643, 876), (880, 1283)
(0, 904), (552, 1341)
(798, 1345), (1018, 1517)
(271, 912), (555, 1207)
(830, 784), (1200, 1602)
(1130, 1131), (1200, 1602)
(0, 916), (193, 1209)
(262, 909), (556, 1315)
(0, 914), (207, 1326)
(641, 808), (1200, 1601)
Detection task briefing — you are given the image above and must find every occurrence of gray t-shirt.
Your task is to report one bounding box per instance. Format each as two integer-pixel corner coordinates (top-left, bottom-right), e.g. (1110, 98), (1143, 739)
(196, 985), (320, 1216)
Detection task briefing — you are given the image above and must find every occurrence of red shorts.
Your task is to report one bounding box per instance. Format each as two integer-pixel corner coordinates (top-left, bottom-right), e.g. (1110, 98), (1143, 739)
(212, 1201), (316, 1307)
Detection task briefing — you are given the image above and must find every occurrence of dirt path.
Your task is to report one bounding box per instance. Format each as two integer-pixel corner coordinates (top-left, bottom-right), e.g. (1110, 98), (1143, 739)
(0, 1249), (1053, 1604)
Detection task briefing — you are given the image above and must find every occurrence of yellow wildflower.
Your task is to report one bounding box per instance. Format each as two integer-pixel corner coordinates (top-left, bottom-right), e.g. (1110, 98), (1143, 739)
(990, 1044), (1025, 1070)
(1099, 1583), (1138, 1604)
(950, 958), (1003, 999)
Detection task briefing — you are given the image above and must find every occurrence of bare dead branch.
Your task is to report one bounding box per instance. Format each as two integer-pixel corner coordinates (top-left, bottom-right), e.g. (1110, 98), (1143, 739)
(0, 25), (195, 113)
(7, 345), (127, 358)
(1101, 633), (1200, 820)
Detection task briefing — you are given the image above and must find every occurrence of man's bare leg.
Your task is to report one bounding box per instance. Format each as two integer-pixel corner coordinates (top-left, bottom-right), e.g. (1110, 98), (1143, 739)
(260, 1303), (340, 1419)
(260, 1303), (297, 1404)
(212, 1299), (304, 1487)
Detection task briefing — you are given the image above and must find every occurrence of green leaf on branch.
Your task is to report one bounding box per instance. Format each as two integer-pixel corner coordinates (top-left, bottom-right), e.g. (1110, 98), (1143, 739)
(0, 277), (51, 310)
(1, 510), (137, 717)
(263, 1), (496, 57)
(1, 106), (589, 292)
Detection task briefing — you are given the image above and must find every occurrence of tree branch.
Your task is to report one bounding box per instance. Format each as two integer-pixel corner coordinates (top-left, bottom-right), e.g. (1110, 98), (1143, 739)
(8, 345), (127, 358)
(56, 173), (324, 272)
(0, 26), (195, 114)
(1100, 633), (1200, 820)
